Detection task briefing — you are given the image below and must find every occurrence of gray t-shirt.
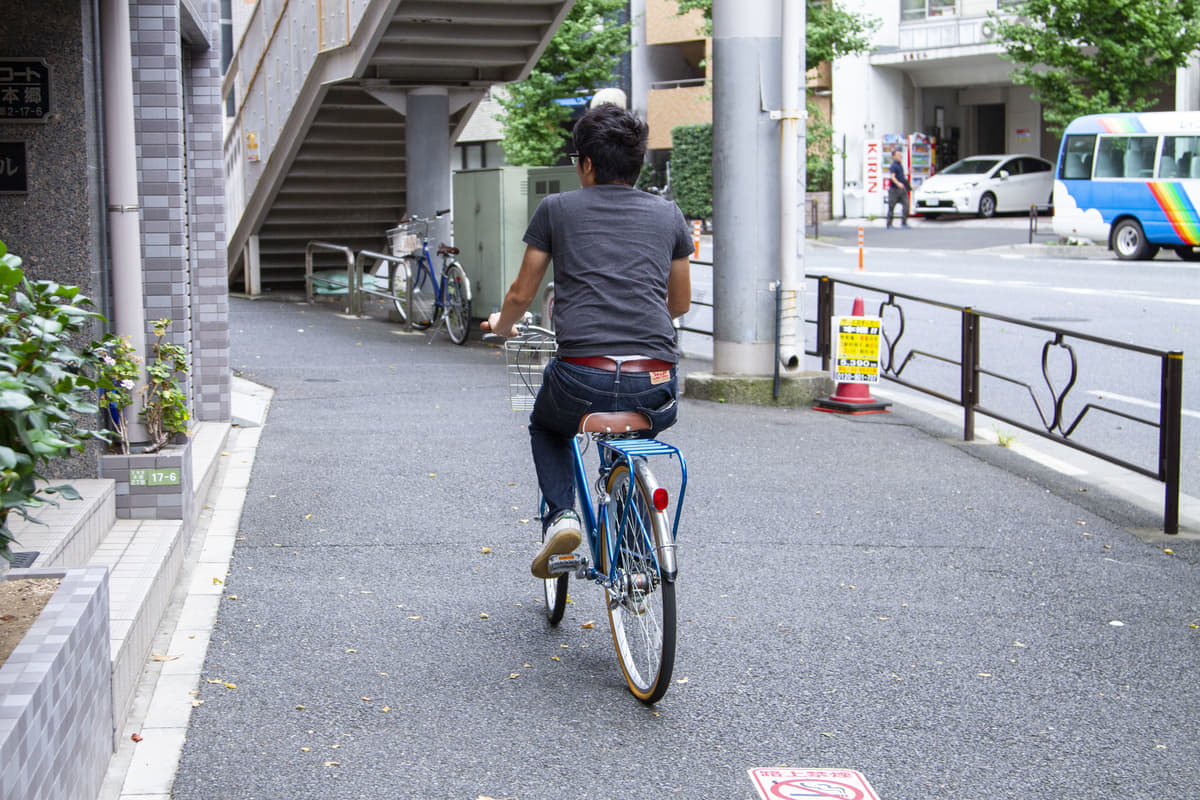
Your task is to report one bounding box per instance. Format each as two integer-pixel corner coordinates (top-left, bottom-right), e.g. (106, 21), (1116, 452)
(523, 184), (693, 363)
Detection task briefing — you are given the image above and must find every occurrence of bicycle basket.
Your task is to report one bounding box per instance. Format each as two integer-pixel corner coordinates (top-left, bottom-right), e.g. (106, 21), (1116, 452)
(386, 223), (421, 257)
(504, 334), (557, 412)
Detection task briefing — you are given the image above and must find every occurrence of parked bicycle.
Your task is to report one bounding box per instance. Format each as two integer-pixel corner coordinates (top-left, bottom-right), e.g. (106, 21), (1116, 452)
(497, 321), (688, 704)
(387, 210), (472, 344)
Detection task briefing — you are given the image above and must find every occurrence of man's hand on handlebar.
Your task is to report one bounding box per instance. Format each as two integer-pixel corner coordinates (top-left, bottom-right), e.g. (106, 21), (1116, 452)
(481, 312), (520, 339)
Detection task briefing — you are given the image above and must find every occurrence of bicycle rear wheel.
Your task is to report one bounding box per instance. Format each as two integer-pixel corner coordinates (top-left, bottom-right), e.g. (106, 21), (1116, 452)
(409, 259), (436, 329)
(602, 459), (676, 704)
(443, 262), (471, 345)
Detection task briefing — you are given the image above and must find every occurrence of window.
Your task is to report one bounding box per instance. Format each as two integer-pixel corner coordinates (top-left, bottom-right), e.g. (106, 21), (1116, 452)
(1094, 136), (1157, 178)
(1161, 136), (1200, 179)
(901, 0), (957, 20)
(1060, 135), (1095, 179)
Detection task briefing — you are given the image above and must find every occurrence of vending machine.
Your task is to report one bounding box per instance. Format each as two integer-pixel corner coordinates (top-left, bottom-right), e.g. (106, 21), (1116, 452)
(907, 132), (935, 191)
(862, 133), (935, 217)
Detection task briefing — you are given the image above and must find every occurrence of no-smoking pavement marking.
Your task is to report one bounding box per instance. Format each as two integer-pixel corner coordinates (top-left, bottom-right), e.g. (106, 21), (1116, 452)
(749, 768), (881, 800)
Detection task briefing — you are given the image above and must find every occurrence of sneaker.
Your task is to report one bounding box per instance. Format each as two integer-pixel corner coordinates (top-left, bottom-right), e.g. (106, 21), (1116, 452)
(531, 511), (582, 579)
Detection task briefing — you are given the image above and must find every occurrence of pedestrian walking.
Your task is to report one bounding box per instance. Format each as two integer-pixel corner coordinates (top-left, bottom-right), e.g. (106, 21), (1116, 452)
(886, 148), (912, 228)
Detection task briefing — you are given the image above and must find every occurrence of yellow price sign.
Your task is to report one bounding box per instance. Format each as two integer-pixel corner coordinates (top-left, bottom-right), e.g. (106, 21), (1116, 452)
(831, 316), (882, 384)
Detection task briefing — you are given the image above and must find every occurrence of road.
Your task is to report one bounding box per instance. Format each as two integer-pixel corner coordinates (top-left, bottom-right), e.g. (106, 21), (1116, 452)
(679, 216), (1200, 501)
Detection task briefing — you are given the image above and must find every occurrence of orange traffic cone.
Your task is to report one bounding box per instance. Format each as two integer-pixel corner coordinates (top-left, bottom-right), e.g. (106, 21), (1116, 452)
(814, 296), (892, 415)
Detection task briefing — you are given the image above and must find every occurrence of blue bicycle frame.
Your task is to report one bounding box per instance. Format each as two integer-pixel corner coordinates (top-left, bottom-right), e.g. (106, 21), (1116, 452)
(412, 238), (447, 309)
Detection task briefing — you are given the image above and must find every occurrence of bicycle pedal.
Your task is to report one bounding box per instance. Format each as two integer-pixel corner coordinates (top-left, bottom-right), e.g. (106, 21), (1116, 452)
(547, 553), (585, 576)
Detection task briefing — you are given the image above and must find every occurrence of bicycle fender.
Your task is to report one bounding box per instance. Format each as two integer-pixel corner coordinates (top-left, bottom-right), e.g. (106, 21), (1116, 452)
(633, 458), (677, 582)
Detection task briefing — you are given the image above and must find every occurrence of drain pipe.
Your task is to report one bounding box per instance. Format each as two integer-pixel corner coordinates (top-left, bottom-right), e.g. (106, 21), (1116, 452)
(101, 0), (149, 444)
(775, 0), (803, 370)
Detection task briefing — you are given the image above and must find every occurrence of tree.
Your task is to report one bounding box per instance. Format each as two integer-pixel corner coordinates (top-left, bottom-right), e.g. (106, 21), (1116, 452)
(673, 1), (880, 193)
(674, 0), (878, 71)
(497, 0), (632, 165)
(992, 0), (1200, 134)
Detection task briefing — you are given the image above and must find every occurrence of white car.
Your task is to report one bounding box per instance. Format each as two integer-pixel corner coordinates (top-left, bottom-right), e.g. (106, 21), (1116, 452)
(913, 154), (1054, 219)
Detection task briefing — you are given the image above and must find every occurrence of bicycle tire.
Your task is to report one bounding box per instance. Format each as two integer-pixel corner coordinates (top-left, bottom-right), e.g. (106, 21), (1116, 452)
(409, 258), (436, 329)
(602, 459), (676, 704)
(443, 262), (472, 345)
(386, 257), (411, 323)
(539, 496), (569, 625)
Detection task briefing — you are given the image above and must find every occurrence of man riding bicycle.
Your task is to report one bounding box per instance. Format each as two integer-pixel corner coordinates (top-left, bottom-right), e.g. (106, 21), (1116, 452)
(481, 103), (693, 579)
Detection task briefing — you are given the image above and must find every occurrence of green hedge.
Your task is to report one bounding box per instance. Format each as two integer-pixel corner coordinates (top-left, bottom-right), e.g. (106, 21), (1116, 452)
(671, 123), (712, 221)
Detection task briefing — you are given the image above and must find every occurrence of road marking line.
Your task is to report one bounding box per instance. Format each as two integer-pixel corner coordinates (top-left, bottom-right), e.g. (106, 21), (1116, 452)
(1087, 390), (1200, 420)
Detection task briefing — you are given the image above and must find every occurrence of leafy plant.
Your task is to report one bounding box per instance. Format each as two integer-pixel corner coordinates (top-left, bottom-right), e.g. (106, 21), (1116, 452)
(671, 123), (713, 221)
(140, 318), (190, 451)
(497, 0), (632, 165)
(0, 240), (111, 563)
(991, 0), (1200, 135)
(90, 334), (140, 454)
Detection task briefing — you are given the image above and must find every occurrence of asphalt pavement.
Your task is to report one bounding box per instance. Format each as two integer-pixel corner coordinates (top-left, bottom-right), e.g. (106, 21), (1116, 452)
(161, 295), (1198, 800)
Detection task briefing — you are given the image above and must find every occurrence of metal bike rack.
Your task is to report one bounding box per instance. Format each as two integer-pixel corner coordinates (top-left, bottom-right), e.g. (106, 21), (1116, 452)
(353, 249), (411, 323)
(304, 241), (356, 312)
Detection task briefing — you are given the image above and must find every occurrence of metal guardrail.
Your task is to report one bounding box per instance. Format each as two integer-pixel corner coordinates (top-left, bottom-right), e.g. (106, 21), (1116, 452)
(675, 259), (713, 340)
(678, 259), (1184, 533)
(807, 274), (1184, 534)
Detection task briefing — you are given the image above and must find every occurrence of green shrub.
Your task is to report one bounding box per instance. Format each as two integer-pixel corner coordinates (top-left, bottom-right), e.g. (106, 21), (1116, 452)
(671, 123), (713, 221)
(0, 241), (111, 563)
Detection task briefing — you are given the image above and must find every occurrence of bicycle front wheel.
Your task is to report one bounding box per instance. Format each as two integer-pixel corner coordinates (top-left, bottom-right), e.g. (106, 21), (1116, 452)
(386, 257), (411, 323)
(409, 259), (436, 329)
(602, 460), (676, 704)
(443, 262), (472, 345)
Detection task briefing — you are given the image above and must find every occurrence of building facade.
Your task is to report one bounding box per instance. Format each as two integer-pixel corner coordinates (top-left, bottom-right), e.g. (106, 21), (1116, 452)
(833, 0), (1200, 218)
(0, 0), (231, 464)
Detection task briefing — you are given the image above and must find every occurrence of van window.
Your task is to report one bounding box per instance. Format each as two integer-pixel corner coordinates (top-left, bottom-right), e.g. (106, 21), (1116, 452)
(1095, 136), (1156, 178)
(1060, 134), (1096, 179)
(1161, 136), (1200, 179)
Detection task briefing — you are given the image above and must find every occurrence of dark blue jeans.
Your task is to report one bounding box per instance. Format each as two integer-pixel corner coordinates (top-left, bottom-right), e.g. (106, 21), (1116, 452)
(529, 359), (678, 528)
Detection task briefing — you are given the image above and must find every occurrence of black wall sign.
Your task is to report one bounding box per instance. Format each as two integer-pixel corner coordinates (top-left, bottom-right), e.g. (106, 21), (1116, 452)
(0, 141), (28, 193)
(0, 59), (52, 122)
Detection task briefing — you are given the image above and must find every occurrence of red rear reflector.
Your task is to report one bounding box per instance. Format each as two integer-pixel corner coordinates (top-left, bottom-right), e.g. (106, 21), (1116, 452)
(652, 487), (669, 511)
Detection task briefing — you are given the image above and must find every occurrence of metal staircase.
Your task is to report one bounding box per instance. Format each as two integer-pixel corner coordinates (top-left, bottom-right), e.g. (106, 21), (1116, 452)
(223, 0), (574, 293)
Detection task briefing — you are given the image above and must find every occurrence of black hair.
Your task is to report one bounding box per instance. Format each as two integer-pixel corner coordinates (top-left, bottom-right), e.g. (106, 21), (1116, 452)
(571, 103), (648, 185)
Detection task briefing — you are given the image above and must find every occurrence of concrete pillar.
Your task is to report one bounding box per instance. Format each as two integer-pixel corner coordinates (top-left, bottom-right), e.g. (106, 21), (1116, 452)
(712, 0), (780, 376)
(406, 88), (452, 247)
(101, 0), (149, 444)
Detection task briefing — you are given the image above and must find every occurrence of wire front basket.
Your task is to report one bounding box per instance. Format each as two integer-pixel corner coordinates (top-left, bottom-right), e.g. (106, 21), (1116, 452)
(386, 221), (424, 257)
(504, 332), (557, 412)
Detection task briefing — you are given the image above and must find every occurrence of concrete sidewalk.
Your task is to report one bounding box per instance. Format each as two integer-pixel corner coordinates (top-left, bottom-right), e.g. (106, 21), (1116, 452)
(110, 296), (1199, 800)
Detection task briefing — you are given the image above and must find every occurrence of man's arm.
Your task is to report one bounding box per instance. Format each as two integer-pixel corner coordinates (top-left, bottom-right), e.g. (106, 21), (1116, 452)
(666, 256), (691, 319)
(482, 245), (552, 337)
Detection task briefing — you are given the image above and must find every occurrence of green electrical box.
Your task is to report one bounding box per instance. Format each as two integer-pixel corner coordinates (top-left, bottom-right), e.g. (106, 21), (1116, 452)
(452, 165), (579, 318)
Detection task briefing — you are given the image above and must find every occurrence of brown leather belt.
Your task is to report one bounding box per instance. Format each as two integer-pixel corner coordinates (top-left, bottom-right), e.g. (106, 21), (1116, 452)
(562, 356), (673, 373)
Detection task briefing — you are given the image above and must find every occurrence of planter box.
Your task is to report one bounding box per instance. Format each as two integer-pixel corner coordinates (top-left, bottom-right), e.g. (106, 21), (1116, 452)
(100, 436), (194, 521)
(0, 566), (112, 800)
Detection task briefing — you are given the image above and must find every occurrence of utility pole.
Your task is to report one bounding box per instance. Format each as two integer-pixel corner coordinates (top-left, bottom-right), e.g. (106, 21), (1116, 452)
(690, 0), (827, 404)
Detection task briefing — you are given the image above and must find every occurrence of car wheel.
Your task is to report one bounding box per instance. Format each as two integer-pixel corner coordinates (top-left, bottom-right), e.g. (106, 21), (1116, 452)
(1112, 218), (1154, 260)
(977, 193), (997, 218)
(922, 213), (941, 221)
(1174, 245), (1200, 261)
